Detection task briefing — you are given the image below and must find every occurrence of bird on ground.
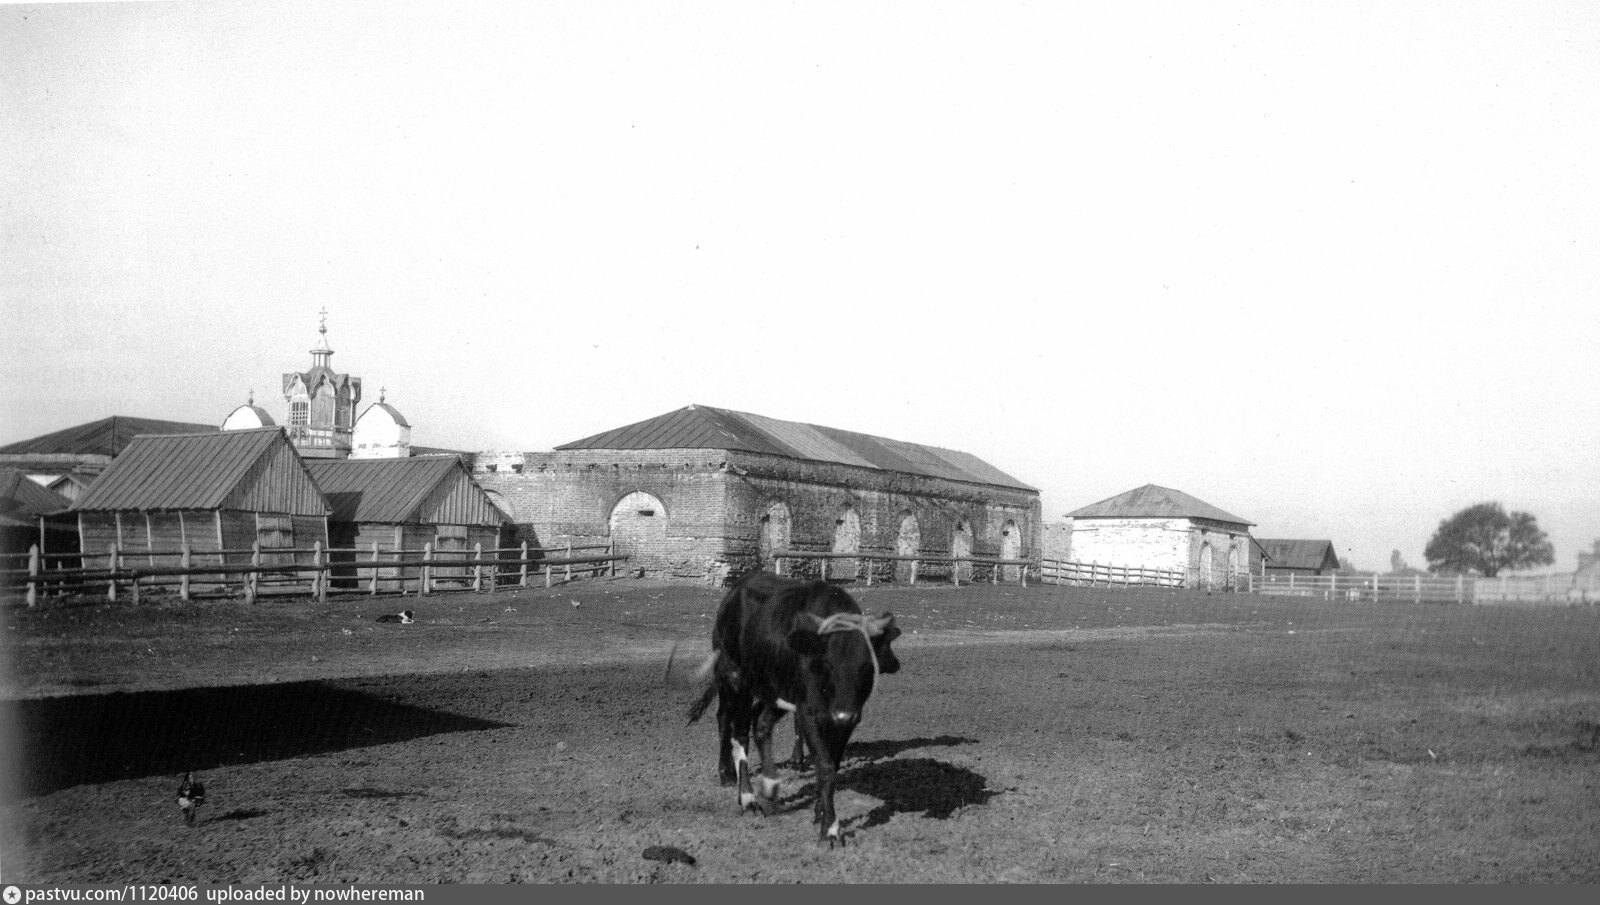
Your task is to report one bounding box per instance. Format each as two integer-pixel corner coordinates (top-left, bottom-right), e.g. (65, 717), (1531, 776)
(176, 772), (206, 826)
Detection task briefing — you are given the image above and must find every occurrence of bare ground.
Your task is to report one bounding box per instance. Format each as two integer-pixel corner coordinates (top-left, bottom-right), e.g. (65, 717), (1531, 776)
(3, 579), (1598, 883)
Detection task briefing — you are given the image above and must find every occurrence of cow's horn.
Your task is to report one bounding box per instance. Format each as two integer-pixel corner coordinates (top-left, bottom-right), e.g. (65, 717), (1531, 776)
(864, 613), (894, 636)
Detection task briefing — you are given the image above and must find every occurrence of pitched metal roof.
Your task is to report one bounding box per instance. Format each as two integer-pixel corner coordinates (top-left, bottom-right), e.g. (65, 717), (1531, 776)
(1, 468), (71, 525)
(71, 428), (299, 511)
(1257, 539), (1339, 571)
(1065, 483), (1253, 526)
(0, 416), (219, 457)
(307, 456), (492, 524)
(557, 404), (1035, 490)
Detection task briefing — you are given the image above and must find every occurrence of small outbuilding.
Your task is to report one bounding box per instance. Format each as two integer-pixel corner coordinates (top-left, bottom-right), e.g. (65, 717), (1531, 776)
(1, 467), (75, 562)
(307, 455), (510, 588)
(70, 427), (330, 570)
(1257, 539), (1341, 577)
(1062, 483), (1256, 590)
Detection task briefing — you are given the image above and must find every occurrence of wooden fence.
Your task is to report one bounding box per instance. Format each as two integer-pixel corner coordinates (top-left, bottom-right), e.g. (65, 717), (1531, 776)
(1, 541), (626, 607)
(770, 549), (1035, 587)
(1038, 558), (1186, 589)
(1246, 570), (1600, 605)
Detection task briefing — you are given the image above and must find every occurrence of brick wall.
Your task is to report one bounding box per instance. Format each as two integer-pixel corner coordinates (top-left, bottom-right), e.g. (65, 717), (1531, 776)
(470, 447), (1042, 583)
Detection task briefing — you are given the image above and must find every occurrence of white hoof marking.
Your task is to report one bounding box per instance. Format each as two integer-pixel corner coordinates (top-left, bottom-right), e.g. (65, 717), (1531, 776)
(757, 775), (780, 799)
(739, 792), (756, 809)
(775, 697), (796, 712)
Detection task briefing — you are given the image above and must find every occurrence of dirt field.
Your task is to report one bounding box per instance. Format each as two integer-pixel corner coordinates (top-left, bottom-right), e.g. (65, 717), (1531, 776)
(3, 578), (1598, 883)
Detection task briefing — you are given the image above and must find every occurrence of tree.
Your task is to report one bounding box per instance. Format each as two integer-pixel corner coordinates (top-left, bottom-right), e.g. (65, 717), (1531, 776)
(1424, 502), (1554, 577)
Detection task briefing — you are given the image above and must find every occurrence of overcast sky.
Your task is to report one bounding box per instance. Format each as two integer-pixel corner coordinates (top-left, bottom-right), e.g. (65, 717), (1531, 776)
(3, 0), (1597, 572)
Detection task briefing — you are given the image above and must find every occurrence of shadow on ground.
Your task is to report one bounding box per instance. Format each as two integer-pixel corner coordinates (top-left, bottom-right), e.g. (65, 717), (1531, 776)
(11, 680), (510, 798)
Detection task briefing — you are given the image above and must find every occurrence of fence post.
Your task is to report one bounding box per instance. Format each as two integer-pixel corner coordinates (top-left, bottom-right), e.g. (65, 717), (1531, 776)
(180, 544), (191, 602)
(952, 557), (960, 587)
(369, 543), (379, 595)
(910, 559), (918, 586)
(421, 542), (432, 596)
(313, 541), (326, 603)
(473, 543), (483, 593)
(1414, 574), (1421, 604)
(27, 544), (39, 608)
(608, 540), (616, 577)
(1457, 574), (1464, 605)
(774, 556), (782, 576)
(866, 558), (873, 587)
(520, 541), (529, 588)
(244, 542), (258, 604)
(545, 561), (552, 589)
(565, 542), (573, 583)
(106, 542), (118, 603)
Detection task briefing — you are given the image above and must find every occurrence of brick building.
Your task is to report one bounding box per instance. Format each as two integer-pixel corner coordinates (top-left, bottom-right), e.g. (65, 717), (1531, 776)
(472, 405), (1041, 583)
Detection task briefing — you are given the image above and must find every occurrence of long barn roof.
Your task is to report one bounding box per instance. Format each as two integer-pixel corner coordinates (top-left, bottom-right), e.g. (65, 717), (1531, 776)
(308, 456), (508, 525)
(70, 428), (320, 513)
(1065, 483), (1253, 526)
(557, 404), (1035, 491)
(0, 416), (218, 457)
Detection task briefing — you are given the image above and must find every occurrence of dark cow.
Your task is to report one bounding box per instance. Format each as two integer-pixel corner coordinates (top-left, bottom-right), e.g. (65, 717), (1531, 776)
(688, 570), (901, 846)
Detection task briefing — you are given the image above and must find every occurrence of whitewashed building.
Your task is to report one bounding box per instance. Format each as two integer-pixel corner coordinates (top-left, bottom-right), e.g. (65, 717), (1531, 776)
(1061, 484), (1255, 590)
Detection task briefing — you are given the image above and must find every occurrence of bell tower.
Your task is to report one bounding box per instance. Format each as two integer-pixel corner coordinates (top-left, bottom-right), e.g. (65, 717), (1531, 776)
(281, 309), (362, 459)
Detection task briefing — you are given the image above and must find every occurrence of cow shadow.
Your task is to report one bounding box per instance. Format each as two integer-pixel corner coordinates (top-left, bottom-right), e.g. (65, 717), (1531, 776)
(844, 757), (1000, 832)
(10, 681), (511, 799)
(770, 736), (999, 837)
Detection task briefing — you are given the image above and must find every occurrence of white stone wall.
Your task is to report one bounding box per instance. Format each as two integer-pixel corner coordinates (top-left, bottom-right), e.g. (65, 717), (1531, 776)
(1066, 517), (1192, 573)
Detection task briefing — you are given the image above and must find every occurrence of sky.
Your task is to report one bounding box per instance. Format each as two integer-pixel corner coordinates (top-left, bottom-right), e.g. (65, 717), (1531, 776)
(3, 0), (1598, 573)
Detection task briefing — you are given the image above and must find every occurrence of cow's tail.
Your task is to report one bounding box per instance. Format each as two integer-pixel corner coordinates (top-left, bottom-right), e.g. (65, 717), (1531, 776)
(685, 652), (719, 724)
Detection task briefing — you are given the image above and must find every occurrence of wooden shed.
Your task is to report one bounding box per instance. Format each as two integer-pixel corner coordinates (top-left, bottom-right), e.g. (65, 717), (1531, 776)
(1257, 539), (1341, 576)
(1, 468), (76, 561)
(69, 427), (329, 570)
(307, 455), (510, 589)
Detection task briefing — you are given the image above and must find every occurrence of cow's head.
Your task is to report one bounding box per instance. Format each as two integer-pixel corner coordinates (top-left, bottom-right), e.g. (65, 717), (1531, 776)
(786, 610), (901, 733)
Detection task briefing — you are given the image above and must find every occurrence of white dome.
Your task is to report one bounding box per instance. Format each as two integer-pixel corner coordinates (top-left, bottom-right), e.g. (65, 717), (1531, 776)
(351, 401), (412, 458)
(222, 404), (276, 431)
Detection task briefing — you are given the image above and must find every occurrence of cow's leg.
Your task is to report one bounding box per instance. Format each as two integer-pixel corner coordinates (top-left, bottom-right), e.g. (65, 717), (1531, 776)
(798, 715), (846, 847)
(751, 702), (785, 815)
(788, 730), (808, 769)
(715, 686), (739, 786)
(724, 692), (760, 812)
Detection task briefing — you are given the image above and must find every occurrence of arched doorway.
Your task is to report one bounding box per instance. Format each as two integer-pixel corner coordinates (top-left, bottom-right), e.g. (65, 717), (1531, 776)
(757, 501), (792, 573)
(1000, 519), (1021, 582)
(951, 520), (973, 583)
(1198, 541), (1214, 591)
(832, 504), (861, 581)
(895, 511), (920, 582)
(610, 491), (668, 579)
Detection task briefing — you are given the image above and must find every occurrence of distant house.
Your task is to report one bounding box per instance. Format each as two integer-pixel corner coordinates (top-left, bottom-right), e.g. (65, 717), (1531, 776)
(70, 427), (329, 570)
(1258, 539), (1341, 577)
(1062, 484), (1256, 590)
(1, 468), (75, 560)
(307, 456), (510, 589)
(0, 415), (218, 483)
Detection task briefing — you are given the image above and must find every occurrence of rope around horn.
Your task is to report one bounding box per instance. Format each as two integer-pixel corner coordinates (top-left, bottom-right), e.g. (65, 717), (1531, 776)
(815, 612), (881, 683)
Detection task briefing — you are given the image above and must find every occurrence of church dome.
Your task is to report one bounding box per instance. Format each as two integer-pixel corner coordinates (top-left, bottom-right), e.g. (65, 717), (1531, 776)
(222, 394), (277, 431)
(351, 393), (412, 458)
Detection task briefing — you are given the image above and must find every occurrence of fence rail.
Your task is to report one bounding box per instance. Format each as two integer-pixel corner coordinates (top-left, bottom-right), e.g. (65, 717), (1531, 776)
(1246, 570), (1599, 605)
(1038, 558), (1185, 589)
(2, 541), (627, 607)
(770, 549), (1034, 587)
